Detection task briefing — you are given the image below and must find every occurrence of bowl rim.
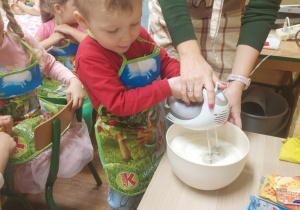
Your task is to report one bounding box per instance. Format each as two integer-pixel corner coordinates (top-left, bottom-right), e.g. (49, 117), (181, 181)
(166, 122), (250, 167)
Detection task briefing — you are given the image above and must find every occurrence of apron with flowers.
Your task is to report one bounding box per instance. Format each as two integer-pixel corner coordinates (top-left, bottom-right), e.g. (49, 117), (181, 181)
(93, 35), (166, 196)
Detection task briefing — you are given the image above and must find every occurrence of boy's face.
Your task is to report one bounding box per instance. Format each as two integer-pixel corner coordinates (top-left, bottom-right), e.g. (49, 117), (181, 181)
(82, 4), (142, 54)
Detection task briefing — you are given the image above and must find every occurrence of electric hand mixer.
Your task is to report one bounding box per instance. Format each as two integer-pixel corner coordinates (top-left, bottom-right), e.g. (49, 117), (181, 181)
(165, 84), (230, 164)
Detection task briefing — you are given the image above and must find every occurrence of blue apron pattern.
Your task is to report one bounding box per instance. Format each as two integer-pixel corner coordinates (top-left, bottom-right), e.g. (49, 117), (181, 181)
(0, 64), (42, 98)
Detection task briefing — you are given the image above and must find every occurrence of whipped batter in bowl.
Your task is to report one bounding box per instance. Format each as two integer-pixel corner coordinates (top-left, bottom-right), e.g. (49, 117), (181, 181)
(166, 122), (250, 190)
(170, 133), (244, 166)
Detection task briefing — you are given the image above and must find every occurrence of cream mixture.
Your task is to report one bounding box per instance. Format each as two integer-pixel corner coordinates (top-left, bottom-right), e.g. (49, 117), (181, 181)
(169, 132), (243, 166)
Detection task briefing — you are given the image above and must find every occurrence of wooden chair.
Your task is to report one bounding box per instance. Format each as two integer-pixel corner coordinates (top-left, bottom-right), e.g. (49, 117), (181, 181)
(1, 99), (102, 210)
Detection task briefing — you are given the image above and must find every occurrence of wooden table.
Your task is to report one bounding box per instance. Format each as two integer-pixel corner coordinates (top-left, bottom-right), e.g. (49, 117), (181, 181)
(138, 132), (299, 210)
(255, 31), (300, 73)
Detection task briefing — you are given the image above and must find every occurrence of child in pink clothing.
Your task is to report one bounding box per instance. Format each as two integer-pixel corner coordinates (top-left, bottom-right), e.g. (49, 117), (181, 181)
(35, 0), (87, 50)
(10, 0), (40, 16)
(0, 0), (93, 194)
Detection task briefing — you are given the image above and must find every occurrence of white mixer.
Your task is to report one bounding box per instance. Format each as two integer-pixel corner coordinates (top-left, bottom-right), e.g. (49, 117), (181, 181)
(165, 86), (230, 130)
(165, 85), (230, 164)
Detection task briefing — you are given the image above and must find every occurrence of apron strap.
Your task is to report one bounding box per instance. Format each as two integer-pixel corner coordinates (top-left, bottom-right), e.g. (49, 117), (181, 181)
(6, 32), (38, 64)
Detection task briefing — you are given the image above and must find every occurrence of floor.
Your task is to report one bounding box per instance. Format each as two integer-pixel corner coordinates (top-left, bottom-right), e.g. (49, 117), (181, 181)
(3, 129), (110, 210)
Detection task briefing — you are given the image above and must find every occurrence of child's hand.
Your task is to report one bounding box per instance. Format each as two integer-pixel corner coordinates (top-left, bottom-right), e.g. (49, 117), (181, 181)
(0, 115), (13, 135)
(168, 76), (182, 99)
(49, 32), (65, 45)
(65, 78), (85, 110)
(0, 132), (16, 154)
(54, 24), (74, 36)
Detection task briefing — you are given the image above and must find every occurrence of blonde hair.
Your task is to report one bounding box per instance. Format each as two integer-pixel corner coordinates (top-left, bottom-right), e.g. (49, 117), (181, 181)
(1, 0), (24, 37)
(74, 0), (143, 20)
(1, 0), (45, 69)
(39, 0), (68, 23)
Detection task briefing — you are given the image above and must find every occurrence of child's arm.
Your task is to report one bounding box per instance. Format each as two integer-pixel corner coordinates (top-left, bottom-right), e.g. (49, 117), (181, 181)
(65, 78), (85, 110)
(10, 2), (26, 15)
(168, 76), (182, 99)
(0, 115), (16, 180)
(34, 32), (65, 51)
(54, 24), (87, 43)
(25, 33), (85, 109)
(0, 132), (16, 175)
(77, 55), (182, 116)
(14, 0), (40, 16)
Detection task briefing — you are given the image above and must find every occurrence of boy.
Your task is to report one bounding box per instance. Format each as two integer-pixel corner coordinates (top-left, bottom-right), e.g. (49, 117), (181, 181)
(74, 0), (182, 209)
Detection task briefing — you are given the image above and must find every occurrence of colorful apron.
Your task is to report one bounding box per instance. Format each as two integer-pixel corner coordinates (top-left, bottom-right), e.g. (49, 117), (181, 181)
(91, 32), (166, 195)
(0, 33), (62, 165)
(37, 39), (94, 131)
(0, 34), (42, 122)
(37, 39), (79, 100)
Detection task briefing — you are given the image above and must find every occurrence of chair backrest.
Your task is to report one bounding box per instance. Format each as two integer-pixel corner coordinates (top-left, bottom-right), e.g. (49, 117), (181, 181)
(34, 99), (75, 151)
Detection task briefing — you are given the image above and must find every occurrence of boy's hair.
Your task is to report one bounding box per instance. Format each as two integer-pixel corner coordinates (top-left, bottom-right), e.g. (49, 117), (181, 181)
(39, 0), (68, 23)
(74, 0), (143, 20)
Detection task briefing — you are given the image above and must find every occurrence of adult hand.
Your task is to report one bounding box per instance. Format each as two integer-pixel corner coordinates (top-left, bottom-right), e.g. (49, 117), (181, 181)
(224, 81), (244, 129)
(177, 40), (226, 107)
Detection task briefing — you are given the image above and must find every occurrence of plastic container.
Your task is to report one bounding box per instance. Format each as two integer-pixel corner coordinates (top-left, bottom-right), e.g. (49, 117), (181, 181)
(241, 86), (290, 136)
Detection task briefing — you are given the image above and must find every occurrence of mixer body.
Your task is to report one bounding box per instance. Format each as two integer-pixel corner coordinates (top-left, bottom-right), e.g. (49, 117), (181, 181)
(166, 89), (230, 130)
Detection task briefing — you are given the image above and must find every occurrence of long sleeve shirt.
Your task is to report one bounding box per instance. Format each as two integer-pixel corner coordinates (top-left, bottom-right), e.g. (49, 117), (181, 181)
(0, 32), (75, 85)
(76, 27), (180, 116)
(158, 0), (281, 51)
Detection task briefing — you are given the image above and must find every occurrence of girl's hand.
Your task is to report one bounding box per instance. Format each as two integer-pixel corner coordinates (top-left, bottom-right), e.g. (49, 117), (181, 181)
(224, 81), (244, 129)
(0, 115), (13, 134)
(0, 132), (16, 153)
(54, 24), (73, 36)
(49, 32), (65, 45)
(65, 78), (85, 110)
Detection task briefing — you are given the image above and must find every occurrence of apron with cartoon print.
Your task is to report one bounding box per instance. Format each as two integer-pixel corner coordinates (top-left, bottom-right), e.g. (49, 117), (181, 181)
(0, 34), (42, 122)
(37, 39), (79, 102)
(37, 38), (94, 131)
(93, 35), (166, 196)
(0, 34), (54, 165)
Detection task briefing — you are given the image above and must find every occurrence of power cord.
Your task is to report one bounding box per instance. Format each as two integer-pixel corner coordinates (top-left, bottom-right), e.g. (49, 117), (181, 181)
(250, 17), (291, 76)
(296, 29), (300, 48)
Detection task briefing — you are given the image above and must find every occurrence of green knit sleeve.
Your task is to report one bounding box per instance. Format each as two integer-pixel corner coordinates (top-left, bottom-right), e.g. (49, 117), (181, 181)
(159, 0), (196, 48)
(237, 0), (281, 51)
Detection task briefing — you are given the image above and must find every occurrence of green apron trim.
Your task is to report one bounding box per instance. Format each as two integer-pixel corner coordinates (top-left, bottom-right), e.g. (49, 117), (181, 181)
(2, 33), (69, 165)
(88, 30), (161, 115)
(51, 39), (79, 49)
(0, 32), (38, 78)
(10, 122), (71, 166)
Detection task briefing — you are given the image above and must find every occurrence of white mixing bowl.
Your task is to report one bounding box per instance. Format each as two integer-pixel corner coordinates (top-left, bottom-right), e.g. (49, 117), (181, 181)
(166, 122), (250, 190)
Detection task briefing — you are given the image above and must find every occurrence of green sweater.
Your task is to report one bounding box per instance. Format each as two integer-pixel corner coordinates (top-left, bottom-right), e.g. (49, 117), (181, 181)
(158, 0), (281, 51)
